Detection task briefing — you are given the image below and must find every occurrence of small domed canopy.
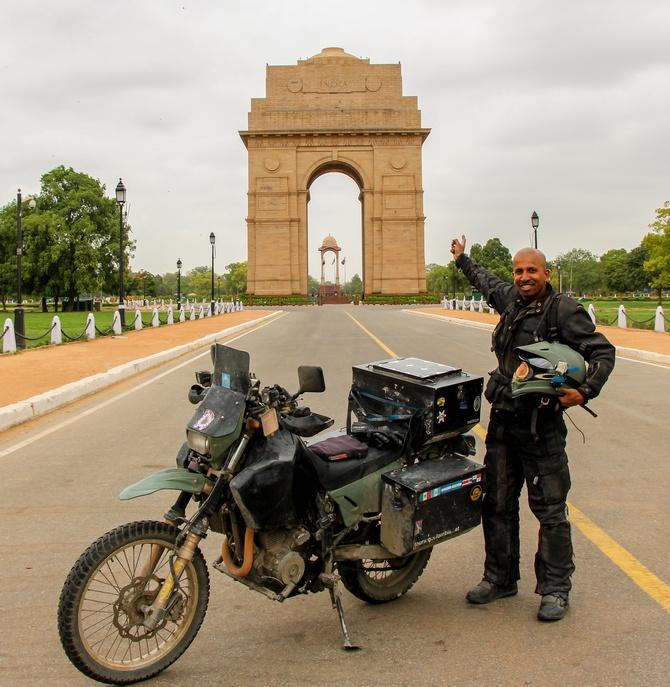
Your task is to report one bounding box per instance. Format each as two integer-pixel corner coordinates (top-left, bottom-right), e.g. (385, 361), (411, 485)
(308, 48), (359, 61)
(319, 234), (340, 251)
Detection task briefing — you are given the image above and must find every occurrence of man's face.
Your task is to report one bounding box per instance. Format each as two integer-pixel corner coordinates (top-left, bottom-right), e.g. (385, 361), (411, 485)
(513, 251), (550, 300)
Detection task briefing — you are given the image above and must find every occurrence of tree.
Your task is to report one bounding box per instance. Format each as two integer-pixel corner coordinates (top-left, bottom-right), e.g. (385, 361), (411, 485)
(19, 166), (132, 310)
(308, 275), (320, 294)
(626, 245), (650, 293)
(642, 201), (670, 300)
(554, 248), (602, 295)
(426, 262), (469, 296)
(185, 266), (213, 299)
(0, 202), (18, 310)
(347, 273), (363, 295)
(222, 262), (247, 297)
(600, 249), (630, 293)
(469, 238), (513, 283)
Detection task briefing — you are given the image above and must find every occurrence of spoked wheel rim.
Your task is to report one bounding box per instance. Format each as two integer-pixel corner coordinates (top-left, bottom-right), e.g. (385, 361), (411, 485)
(357, 557), (411, 584)
(78, 538), (199, 671)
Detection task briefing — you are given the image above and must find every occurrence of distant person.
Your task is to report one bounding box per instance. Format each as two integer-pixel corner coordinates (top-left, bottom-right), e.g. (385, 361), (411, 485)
(451, 235), (615, 621)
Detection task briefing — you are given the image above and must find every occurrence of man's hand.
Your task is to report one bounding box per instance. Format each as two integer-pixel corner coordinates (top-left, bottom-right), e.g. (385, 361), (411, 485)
(558, 388), (585, 408)
(451, 235), (466, 260)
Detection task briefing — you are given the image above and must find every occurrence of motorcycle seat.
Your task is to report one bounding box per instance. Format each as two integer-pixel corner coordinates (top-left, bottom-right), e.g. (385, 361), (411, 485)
(303, 430), (404, 491)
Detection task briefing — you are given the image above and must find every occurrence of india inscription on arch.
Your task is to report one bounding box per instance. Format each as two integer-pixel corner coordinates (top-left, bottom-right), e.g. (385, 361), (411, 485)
(240, 47), (430, 296)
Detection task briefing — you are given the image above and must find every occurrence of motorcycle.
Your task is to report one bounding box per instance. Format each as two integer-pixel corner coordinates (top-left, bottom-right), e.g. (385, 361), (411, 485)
(58, 344), (485, 684)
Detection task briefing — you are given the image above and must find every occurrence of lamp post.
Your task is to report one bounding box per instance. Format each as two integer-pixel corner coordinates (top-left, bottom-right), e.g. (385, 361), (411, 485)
(141, 271), (147, 304)
(14, 189), (36, 350)
(176, 258), (182, 306)
(531, 211), (539, 249)
(115, 179), (127, 327)
(217, 276), (221, 300)
(556, 262), (563, 292)
(209, 232), (216, 315)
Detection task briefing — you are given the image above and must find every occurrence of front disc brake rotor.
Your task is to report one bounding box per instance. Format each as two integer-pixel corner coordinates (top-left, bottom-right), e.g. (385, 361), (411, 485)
(112, 575), (165, 640)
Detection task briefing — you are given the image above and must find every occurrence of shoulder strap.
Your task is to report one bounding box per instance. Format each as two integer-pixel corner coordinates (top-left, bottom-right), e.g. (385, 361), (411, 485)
(532, 293), (562, 342)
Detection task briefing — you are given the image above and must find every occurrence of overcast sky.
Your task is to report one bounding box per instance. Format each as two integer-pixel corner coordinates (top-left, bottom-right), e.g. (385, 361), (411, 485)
(2, 0), (668, 282)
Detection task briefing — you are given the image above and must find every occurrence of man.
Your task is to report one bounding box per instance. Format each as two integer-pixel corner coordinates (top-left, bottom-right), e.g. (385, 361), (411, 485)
(451, 235), (615, 621)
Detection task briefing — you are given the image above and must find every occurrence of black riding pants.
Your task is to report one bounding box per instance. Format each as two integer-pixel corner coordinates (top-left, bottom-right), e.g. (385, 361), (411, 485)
(482, 408), (575, 595)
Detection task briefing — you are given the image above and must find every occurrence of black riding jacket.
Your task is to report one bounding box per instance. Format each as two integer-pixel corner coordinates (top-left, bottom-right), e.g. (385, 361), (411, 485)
(456, 254), (615, 412)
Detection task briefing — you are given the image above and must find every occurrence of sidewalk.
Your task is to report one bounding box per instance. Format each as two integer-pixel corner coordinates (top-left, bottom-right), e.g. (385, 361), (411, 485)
(412, 307), (670, 360)
(0, 310), (276, 431)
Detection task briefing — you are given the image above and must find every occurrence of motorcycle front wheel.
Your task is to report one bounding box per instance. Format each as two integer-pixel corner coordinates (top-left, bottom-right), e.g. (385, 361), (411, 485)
(339, 547), (432, 604)
(58, 520), (209, 685)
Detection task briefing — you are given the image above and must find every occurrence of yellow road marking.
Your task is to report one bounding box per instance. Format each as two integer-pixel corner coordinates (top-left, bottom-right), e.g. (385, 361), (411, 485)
(568, 503), (670, 613)
(345, 312), (397, 358)
(348, 312), (670, 615)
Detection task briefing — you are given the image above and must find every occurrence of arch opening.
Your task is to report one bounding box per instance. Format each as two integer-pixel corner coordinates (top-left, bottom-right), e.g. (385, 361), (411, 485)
(307, 169), (362, 300)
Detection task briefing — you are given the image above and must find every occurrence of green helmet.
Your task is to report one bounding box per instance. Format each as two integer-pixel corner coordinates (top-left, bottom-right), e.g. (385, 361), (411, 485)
(511, 341), (586, 398)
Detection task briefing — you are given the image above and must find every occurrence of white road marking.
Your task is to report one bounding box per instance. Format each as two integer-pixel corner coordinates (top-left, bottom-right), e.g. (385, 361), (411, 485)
(0, 313), (288, 459)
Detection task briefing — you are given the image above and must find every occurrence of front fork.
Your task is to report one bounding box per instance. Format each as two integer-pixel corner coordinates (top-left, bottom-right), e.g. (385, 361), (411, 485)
(142, 426), (257, 631)
(142, 524), (207, 630)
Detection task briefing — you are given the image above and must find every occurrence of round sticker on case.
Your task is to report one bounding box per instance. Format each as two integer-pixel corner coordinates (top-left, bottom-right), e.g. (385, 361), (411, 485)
(470, 486), (483, 502)
(473, 396), (481, 412)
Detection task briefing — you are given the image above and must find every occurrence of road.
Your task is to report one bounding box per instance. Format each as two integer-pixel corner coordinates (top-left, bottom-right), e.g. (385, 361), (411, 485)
(1, 305), (668, 686)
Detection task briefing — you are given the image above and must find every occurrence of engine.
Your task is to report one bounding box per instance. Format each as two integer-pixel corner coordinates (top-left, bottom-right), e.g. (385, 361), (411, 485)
(252, 528), (311, 588)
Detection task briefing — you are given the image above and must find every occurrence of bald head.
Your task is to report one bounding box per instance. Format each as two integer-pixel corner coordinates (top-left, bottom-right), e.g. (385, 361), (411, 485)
(513, 247), (548, 269)
(513, 248), (551, 300)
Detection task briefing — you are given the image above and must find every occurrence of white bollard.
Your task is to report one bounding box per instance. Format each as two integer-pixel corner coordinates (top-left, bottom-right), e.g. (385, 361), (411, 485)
(134, 309), (143, 330)
(151, 308), (159, 327)
(112, 310), (122, 335)
(190, 306), (196, 321)
(51, 315), (62, 345)
(469, 299), (475, 312)
(617, 304), (627, 329)
(179, 306), (185, 323)
(489, 306), (494, 314)
(239, 301), (244, 311)
(198, 306), (205, 319)
(655, 306), (665, 333)
(85, 313), (95, 340)
(167, 308), (174, 325)
(587, 304), (597, 326)
(2, 318), (16, 353)
(478, 299), (484, 313)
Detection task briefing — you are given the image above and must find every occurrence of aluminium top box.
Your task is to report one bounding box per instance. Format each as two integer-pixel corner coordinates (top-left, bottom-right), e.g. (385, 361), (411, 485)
(350, 357), (483, 445)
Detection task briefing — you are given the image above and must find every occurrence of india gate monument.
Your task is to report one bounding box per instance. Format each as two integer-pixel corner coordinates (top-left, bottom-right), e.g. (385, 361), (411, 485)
(240, 48), (430, 296)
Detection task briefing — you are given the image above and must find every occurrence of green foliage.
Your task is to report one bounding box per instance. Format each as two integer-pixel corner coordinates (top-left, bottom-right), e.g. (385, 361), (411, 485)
(470, 238), (513, 283)
(642, 202), (670, 296)
(347, 273), (363, 294)
(553, 248), (602, 295)
(600, 248), (630, 292)
(222, 261), (247, 296)
(362, 293), (441, 304)
(245, 295), (311, 306)
(0, 201), (18, 309)
(11, 166), (135, 310)
(308, 275), (320, 294)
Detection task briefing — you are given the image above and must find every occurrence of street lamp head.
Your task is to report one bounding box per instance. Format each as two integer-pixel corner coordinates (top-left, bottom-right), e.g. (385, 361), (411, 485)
(531, 211), (539, 230)
(177, 258), (182, 270)
(209, 232), (216, 245)
(115, 178), (126, 205)
(27, 197), (36, 210)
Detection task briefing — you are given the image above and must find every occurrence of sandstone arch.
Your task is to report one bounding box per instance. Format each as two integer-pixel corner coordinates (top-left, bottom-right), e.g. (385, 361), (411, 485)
(240, 47), (430, 296)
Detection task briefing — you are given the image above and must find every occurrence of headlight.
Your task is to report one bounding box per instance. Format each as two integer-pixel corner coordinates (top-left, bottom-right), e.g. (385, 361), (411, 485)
(187, 430), (211, 456)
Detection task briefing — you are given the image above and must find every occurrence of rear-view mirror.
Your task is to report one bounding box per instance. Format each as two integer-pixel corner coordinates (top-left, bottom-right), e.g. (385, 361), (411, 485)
(297, 365), (326, 394)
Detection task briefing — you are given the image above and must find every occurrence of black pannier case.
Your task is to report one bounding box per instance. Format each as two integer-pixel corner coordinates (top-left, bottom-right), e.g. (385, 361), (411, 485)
(350, 357), (483, 446)
(380, 456), (485, 556)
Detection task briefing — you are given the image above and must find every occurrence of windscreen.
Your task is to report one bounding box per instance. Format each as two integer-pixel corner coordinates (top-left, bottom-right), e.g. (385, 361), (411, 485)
(210, 344), (251, 394)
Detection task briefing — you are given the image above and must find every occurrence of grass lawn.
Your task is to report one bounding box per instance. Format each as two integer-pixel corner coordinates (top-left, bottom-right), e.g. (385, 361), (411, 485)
(1, 308), (167, 349)
(582, 299), (667, 330)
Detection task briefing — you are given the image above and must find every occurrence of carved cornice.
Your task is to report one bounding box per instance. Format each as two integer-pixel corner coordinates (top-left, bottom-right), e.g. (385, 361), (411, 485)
(240, 129), (430, 148)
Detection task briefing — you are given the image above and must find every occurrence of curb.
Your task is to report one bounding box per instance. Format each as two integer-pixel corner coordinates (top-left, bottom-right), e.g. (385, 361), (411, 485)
(0, 312), (282, 433)
(403, 309), (670, 366)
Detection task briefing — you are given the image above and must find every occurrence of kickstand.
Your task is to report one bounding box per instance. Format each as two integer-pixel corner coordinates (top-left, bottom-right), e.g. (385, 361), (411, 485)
(330, 585), (361, 651)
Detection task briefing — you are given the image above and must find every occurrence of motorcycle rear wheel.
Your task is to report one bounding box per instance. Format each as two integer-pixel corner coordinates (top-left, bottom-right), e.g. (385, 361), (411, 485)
(339, 547), (432, 604)
(58, 520), (209, 685)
